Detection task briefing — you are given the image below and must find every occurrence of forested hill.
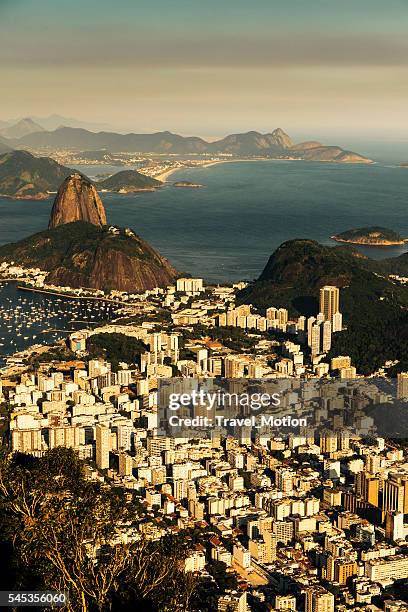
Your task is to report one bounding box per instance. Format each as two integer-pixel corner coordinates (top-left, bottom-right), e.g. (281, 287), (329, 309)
(239, 239), (408, 374)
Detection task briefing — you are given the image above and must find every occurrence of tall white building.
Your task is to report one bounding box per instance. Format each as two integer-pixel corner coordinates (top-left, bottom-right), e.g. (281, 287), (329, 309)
(176, 278), (204, 294)
(309, 323), (321, 357)
(322, 320), (332, 353)
(385, 511), (404, 542)
(332, 311), (343, 332)
(96, 423), (110, 470)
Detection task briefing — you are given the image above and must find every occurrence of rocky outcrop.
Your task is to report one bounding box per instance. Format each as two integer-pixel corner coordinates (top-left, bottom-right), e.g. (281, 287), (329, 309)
(269, 128), (293, 148)
(46, 238), (177, 292)
(49, 173), (107, 228)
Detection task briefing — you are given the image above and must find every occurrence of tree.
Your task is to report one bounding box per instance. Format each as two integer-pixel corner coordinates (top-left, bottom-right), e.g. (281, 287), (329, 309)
(86, 333), (147, 371)
(0, 448), (197, 611)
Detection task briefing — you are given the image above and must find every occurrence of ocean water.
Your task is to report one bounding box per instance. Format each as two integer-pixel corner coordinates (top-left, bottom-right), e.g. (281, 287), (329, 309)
(1, 161), (408, 283)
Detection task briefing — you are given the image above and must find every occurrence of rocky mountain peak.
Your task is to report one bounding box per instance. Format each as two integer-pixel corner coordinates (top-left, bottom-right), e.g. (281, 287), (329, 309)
(49, 173), (107, 229)
(269, 128), (293, 148)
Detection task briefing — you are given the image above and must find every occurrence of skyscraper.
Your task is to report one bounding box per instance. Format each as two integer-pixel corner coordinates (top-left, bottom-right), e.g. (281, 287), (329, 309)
(385, 511), (404, 542)
(96, 424), (110, 470)
(397, 372), (408, 399)
(332, 311), (343, 332)
(322, 320), (332, 353)
(320, 286), (340, 322)
(383, 475), (408, 513)
(309, 323), (321, 356)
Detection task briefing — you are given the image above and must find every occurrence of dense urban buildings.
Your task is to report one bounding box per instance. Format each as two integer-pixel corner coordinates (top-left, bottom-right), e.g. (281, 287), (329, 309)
(1, 268), (408, 610)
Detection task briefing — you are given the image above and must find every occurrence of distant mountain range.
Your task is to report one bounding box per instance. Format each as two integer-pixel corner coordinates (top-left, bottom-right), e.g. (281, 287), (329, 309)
(0, 114), (112, 133)
(0, 150), (161, 199)
(0, 126), (371, 163)
(0, 118), (45, 140)
(0, 136), (13, 155)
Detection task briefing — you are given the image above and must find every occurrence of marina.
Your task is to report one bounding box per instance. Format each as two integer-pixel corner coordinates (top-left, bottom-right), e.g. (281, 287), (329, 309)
(0, 282), (122, 366)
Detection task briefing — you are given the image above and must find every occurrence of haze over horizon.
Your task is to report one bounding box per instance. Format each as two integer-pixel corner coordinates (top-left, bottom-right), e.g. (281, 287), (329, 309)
(1, 0), (408, 144)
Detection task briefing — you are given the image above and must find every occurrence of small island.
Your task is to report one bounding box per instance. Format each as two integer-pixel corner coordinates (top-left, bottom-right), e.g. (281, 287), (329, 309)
(173, 180), (203, 188)
(97, 170), (162, 193)
(400, 162), (408, 168)
(331, 226), (407, 246)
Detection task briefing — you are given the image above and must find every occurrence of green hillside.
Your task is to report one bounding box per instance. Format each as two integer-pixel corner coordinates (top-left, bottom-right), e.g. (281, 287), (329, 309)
(0, 150), (73, 198)
(239, 239), (408, 374)
(0, 221), (177, 293)
(97, 170), (162, 192)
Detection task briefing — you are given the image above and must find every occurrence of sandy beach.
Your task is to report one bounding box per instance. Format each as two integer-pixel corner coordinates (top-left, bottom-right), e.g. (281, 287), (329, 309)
(154, 157), (294, 182)
(154, 167), (182, 181)
(154, 159), (242, 182)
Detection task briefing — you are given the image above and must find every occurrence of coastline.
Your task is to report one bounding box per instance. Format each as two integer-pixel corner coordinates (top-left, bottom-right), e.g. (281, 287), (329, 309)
(154, 167), (181, 181)
(17, 284), (129, 305)
(98, 187), (158, 194)
(154, 158), (271, 182)
(155, 156), (374, 183)
(331, 235), (407, 246)
(0, 157), (378, 200)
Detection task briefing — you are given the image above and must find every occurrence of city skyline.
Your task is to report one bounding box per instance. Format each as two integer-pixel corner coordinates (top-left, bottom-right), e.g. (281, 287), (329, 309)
(1, 0), (408, 141)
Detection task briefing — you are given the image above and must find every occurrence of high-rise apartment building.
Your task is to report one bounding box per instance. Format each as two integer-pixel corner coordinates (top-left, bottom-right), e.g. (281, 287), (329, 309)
(385, 511), (404, 542)
(322, 320), (332, 352)
(397, 372), (408, 399)
(305, 588), (335, 612)
(309, 323), (321, 356)
(365, 555), (408, 581)
(332, 311), (343, 332)
(96, 423), (110, 470)
(320, 286), (340, 322)
(383, 475), (408, 513)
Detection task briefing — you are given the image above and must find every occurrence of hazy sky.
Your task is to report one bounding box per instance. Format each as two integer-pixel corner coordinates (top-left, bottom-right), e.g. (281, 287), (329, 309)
(1, 0), (408, 140)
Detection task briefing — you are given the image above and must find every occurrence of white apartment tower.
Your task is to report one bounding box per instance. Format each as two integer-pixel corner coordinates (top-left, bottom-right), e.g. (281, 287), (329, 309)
(96, 424), (110, 470)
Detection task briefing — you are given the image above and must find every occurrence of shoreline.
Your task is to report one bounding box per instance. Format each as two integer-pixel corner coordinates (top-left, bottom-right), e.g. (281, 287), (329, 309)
(154, 158), (275, 182)
(154, 167), (181, 181)
(331, 235), (407, 246)
(154, 156), (375, 183)
(98, 187), (158, 194)
(16, 284), (130, 305)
